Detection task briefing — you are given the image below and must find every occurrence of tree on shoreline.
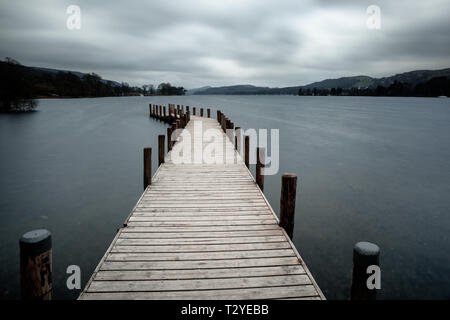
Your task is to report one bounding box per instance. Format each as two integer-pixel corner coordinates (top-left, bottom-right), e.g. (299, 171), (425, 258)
(0, 58), (37, 112)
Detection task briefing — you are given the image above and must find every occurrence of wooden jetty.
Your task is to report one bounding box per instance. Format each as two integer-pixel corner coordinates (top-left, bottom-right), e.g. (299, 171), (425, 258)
(79, 105), (324, 300)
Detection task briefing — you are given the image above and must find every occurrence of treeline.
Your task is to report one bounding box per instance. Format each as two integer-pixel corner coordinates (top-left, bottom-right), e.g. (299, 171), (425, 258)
(298, 77), (450, 97)
(0, 58), (186, 112)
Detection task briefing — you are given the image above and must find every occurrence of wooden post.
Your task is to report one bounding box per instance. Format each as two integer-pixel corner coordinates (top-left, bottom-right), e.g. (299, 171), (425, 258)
(167, 127), (172, 151)
(159, 106), (162, 119)
(207, 108), (211, 118)
(186, 110), (190, 123)
(163, 106), (167, 120)
(158, 135), (165, 166)
(149, 104), (151, 117)
(235, 127), (241, 151)
(279, 173), (297, 239)
(217, 110), (221, 121)
(20, 229), (52, 300)
(351, 242), (380, 300)
(171, 122), (177, 141)
(244, 136), (250, 168)
(186, 106), (190, 113)
(200, 108), (204, 117)
(193, 107), (196, 115)
(144, 147), (152, 189)
(256, 147), (265, 191)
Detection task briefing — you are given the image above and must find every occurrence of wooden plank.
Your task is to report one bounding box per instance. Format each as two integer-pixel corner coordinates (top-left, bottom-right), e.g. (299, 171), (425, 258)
(87, 274), (311, 292)
(119, 230), (283, 238)
(126, 220), (277, 227)
(94, 265), (306, 281)
(122, 225), (281, 232)
(110, 242), (291, 253)
(114, 236), (287, 245)
(128, 215), (273, 221)
(107, 249), (295, 261)
(100, 257), (299, 270)
(80, 285), (319, 300)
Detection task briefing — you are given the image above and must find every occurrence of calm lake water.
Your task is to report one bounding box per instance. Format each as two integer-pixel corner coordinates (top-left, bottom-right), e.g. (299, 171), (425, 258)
(1, 95), (449, 299)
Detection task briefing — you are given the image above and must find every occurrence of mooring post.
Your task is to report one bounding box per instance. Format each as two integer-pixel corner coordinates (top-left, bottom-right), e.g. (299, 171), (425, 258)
(279, 173), (297, 239)
(158, 135), (165, 166)
(244, 136), (250, 168)
(217, 110), (221, 121)
(200, 108), (204, 117)
(351, 242), (380, 300)
(256, 147), (265, 191)
(144, 147), (152, 189)
(167, 127), (172, 151)
(149, 104), (151, 117)
(207, 108), (211, 118)
(20, 229), (52, 300)
(235, 127), (241, 152)
(159, 106), (162, 119)
(186, 106), (190, 114)
(171, 122), (177, 141)
(163, 106), (167, 120)
(186, 110), (190, 123)
(193, 107), (196, 115)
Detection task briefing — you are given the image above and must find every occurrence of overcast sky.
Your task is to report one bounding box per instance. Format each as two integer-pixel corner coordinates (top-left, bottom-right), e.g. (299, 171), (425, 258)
(0, 0), (449, 88)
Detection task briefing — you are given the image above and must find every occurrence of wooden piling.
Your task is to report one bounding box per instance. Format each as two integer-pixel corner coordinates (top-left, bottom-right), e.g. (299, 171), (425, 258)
(256, 147), (265, 191)
(163, 106), (167, 120)
(200, 108), (204, 117)
(20, 229), (52, 300)
(158, 135), (165, 166)
(144, 147), (152, 189)
(279, 173), (297, 239)
(207, 108), (211, 118)
(351, 242), (380, 300)
(235, 127), (241, 153)
(167, 128), (172, 151)
(244, 136), (250, 168)
(193, 107), (196, 115)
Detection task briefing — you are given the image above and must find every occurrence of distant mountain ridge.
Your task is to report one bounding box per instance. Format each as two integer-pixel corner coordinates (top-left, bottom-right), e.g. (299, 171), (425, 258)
(189, 68), (450, 95)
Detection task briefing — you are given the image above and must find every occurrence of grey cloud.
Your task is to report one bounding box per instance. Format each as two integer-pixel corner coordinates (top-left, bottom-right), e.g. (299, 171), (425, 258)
(0, 0), (448, 88)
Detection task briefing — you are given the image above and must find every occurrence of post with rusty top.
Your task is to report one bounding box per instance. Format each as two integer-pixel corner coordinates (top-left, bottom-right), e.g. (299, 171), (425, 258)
(244, 136), (250, 168)
(351, 242), (380, 300)
(20, 229), (52, 300)
(279, 173), (297, 239)
(207, 108), (211, 118)
(143, 147), (152, 189)
(256, 147), (265, 192)
(158, 135), (165, 166)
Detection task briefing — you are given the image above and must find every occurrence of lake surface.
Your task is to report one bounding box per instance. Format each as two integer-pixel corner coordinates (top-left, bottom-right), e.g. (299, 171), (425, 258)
(1, 95), (449, 299)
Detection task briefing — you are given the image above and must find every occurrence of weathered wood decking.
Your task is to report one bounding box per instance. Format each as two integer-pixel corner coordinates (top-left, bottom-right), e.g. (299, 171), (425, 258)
(80, 115), (324, 300)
